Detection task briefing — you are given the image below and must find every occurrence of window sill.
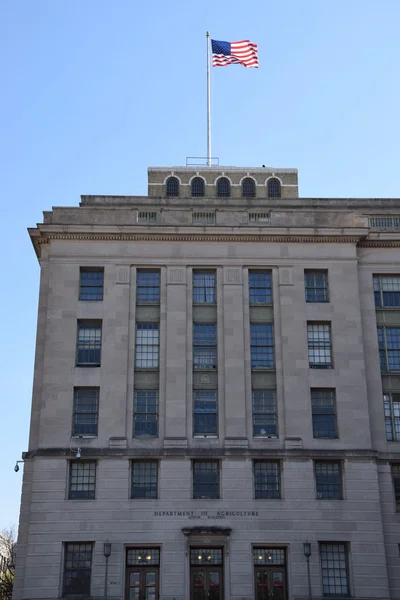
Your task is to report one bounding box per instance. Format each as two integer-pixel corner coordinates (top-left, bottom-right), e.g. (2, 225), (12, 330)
(309, 365), (333, 370)
(71, 435), (97, 439)
(75, 364), (101, 368)
(313, 436), (339, 440)
(136, 302), (160, 306)
(253, 436), (278, 440)
(193, 435), (218, 439)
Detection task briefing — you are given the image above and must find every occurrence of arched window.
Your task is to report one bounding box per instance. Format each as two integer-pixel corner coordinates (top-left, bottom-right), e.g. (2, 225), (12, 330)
(267, 178), (281, 198)
(217, 177), (230, 198)
(242, 177), (256, 198)
(191, 177), (205, 197)
(166, 177), (179, 197)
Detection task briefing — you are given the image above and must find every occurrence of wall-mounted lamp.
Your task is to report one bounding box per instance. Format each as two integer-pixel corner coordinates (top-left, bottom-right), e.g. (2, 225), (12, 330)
(69, 446), (81, 459)
(103, 541), (112, 600)
(303, 541), (312, 600)
(103, 541), (112, 558)
(14, 461), (24, 473)
(303, 542), (311, 558)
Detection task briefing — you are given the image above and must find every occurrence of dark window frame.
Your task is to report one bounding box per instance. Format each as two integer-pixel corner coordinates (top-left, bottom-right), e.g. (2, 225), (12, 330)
(135, 323), (159, 369)
(319, 542), (350, 597)
(311, 389), (337, 439)
(76, 321), (102, 367)
(315, 461), (343, 499)
(193, 460), (220, 499)
(134, 389), (159, 437)
(392, 464), (400, 511)
(79, 268), (104, 301)
(72, 388), (99, 437)
(378, 326), (400, 372)
(191, 177), (205, 197)
(136, 270), (160, 304)
(242, 177), (256, 198)
(216, 177), (231, 197)
(63, 542), (93, 597)
(307, 323), (332, 369)
(249, 271), (272, 305)
(384, 393), (400, 441)
(252, 389), (277, 437)
(193, 323), (217, 370)
(193, 270), (216, 304)
(373, 274), (400, 308)
(305, 270), (329, 303)
(193, 390), (218, 436)
(131, 461), (158, 499)
(254, 460), (281, 499)
(68, 461), (96, 500)
(250, 323), (275, 369)
(166, 176), (179, 197)
(267, 178), (281, 198)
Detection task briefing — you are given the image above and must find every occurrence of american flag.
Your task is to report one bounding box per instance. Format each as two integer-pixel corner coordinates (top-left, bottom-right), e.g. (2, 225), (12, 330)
(211, 39), (258, 68)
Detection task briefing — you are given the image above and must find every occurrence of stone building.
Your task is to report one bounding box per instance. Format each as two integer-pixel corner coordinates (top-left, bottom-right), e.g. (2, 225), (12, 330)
(14, 164), (400, 600)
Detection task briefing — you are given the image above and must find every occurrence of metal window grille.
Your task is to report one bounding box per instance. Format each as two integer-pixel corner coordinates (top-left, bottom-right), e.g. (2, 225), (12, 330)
(131, 461), (158, 499)
(305, 271), (329, 303)
(315, 461), (342, 499)
(193, 390), (217, 435)
(192, 211), (215, 224)
(242, 177), (256, 198)
(267, 178), (281, 198)
(126, 548), (160, 566)
(248, 212), (270, 224)
(166, 177), (179, 197)
(134, 390), (158, 437)
(193, 270), (216, 303)
(307, 323), (332, 368)
(320, 543), (349, 596)
(135, 323), (159, 368)
(79, 268), (104, 301)
(254, 461), (280, 499)
(138, 211), (157, 223)
(373, 275), (400, 308)
(378, 327), (400, 372)
(392, 464), (400, 511)
(252, 390), (277, 437)
(250, 323), (274, 369)
(69, 462), (96, 499)
(384, 393), (400, 441)
(63, 543), (93, 597)
(76, 321), (102, 366)
(193, 323), (217, 370)
(191, 177), (205, 197)
(311, 389), (337, 438)
(190, 548), (223, 565)
(249, 271), (272, 304)
(253, 548), (286, 565)
(216, 177), (230, 197)
(72, 388), (99, 436)
(369, 216), (400, 230)
(137, 270), (160, 303)
(193, 461), (219, 499)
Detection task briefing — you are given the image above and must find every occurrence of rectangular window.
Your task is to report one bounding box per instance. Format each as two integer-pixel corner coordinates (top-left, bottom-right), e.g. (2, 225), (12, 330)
(305, 270), (329, 303)
(69, 461), (96, 499)
(311, 389), (337, 438)
(193, 390), (217, 435)
(254, 460), (280, 499)
(252, 390), (277, 437)
(63, 542), (93, 597)
(315, 461), (342, 499)
(320, 543), (349, 596)
(76, 321), (102, 366)
(249, 271), (272, 304)
(138, 210), (157, 223)
(251, 323), (274, 368)
(392, 464), (400, 511)
(79, 268), (104, 301)
(193, 461), (219, 499)
(131, 461), (158, 499)
(378, 327), (400, 372)
(136, 270), (160, 303)
(369, 215), (400, 230)
(373, 275), (400, 307)
(192, 212), (215, 225)
(135, 323), (159, 368)
(307, 323), (332, 368)
(72, 388), (99, 436)
(134, 390), (158, 437)
(193, 270), (216, 303)
(193, 323), (217, 370)
(384, 393), (400, 441)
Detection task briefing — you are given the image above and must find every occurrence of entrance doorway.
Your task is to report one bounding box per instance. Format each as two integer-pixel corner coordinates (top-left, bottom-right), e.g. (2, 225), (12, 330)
(190, 548), (223, 600)
(253, 548), (287, 600)
(125, 548), (160, 600)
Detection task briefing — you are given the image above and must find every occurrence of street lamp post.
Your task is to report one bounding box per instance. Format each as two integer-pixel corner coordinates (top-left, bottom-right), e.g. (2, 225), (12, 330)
(103, 541), (112, 600)
(303, 542), (312, 600)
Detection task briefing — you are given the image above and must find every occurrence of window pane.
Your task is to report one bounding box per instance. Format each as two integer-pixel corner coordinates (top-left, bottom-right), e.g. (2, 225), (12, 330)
(305, 271), (328, 303)
(251, 324), (274, 368)
(192, 177), (205, 197)
(193, 271), (216, 303)
(249, 271), (272, 304)
(193, 323), (217, 369)
(373, 275), (400, 307)
(193, 390), (217, 435)
(135, 324), (159, 368)
(134, 390), (158, 437)
(76, 322), (102, 366)
(252, 390), (277, 436)
(217, 177), (230, 197)
(80, 269), (104, 301)
(307, 323), (332, 368)
(69, 462), (96, 499)
(242, 178), (255, 198)
(254, 461), (280, 499)
(137, 271), (160, 303)
(311, 389), (337, 438)
(63, 543), (93, 597)
(193, 461), (219, 499)
(392, 464), (400, 511)
(73, 389), (99, 436)
(315, 462), (342, 499)
(320, 543), (349, 596)
(131, 462), (158, 499)
(166, 177), (179, 197)
(267, 178), (281, 198)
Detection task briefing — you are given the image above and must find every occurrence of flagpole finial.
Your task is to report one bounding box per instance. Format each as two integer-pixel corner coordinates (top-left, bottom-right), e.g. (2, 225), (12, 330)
(206, 31), (209, 37)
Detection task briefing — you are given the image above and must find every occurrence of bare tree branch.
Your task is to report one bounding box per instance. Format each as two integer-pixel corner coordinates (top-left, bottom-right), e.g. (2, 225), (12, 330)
(0, 525), (17, 600)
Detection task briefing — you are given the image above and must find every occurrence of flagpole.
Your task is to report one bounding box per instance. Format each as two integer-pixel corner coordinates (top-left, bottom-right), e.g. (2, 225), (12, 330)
(206, 31), (211, 167)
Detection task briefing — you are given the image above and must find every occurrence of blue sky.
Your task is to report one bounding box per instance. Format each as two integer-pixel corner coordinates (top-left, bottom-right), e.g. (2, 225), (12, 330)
(1, 0), (400, 530)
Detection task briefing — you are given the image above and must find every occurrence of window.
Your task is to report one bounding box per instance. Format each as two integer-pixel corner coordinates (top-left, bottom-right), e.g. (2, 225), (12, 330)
(311, 389), (337, 438)
(242, 177), (256, 198)
(193, 390), (217, 435)
(193, 323), (217, 369)
(252, 390), (277, 437)
(138, 211), (157, 223)
(248, 212), (270, 224)
(137, 270), (160, 303)
(249, 271), (272, 304)
(131, 461), (158, 499)
(192, 211), (215, 225)
(76, 321), (102, 366)
(193, 461), (219, 499)
(79, 268), (104, 301)
(126, 548), (160, 566)
(166, 176), (179, 197)
(69, 462), (96, 499)
(254, 461), (280, 499)
(191, 177), (205, 197)
(134, 390), (158, 437)
(305, 270), (329, 303)
(373, 275), (400, 307)
(251, 323), (274, 369)
(378, 327), (400, 372)
(267, 178), (281, 198)
(319, 543), (349, 596)
(72, 388), (99, 436)
(384, 393), (400, 441)
(135, 323), (159, 368)
(392, 464), (400, 511)
(307, 323), (332, 368)
(253, 548), (286, 565)
(193, 270), (216, 303)
(217, 177), (230, 197)
(63, 543), (93, 597)
(190, 548), (223, 565)
(315, 461), (342, 499)
(369, 216), (400, 230)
